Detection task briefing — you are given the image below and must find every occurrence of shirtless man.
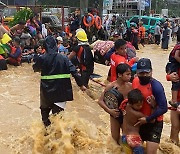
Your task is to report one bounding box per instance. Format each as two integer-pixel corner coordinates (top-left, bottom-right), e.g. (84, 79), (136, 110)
(98, 63), (132, 144)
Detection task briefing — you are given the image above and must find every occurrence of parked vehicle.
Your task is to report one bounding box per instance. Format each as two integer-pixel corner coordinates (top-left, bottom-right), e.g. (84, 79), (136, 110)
(42, 15), (62, 29)
(126, 15), (165, 33)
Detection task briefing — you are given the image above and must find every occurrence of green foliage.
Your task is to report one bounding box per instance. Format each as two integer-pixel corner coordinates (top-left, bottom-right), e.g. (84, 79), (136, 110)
(9, 8), (33, 27)
(151, 0), (180, 17)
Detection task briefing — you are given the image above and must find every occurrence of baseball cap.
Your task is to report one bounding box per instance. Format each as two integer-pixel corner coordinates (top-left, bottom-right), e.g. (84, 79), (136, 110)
(136, 58), (152, 73)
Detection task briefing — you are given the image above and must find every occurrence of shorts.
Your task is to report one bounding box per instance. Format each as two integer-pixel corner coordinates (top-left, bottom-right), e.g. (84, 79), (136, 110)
(122, 135), (142, 148)
(172, 81), (180, 91)
(139, 121), (163, 143)
(140, 39), (145, 44)
(0, 59), (7, 70)
(122, 135), (144, 154)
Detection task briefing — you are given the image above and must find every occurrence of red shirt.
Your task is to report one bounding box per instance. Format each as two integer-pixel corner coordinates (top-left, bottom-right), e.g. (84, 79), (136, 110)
(132, 77), (163, 121)
(110, 53), (136, 82)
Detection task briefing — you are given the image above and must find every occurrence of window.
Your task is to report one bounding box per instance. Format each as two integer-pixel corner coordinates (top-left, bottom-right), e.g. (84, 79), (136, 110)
(150, 19), (156, 26)
(130, 17), (138, 24)
(42, 17), (53, 25)
(141, 18), (149, 25)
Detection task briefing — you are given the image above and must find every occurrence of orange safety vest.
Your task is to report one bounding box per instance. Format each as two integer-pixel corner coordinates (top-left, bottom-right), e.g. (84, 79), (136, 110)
(138, 26), (146, 39)
(65, 25), (70, 35)
(132, 77), (163, 121)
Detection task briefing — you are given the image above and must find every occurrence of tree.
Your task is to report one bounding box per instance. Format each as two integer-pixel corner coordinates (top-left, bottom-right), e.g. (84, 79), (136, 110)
(151, 0), (180, 17)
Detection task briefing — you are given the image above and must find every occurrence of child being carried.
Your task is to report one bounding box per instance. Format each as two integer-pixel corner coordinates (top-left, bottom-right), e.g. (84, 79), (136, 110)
(120, 89), (144, 154)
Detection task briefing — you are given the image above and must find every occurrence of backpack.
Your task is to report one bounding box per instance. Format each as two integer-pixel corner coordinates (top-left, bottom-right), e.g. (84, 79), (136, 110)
(77, 45), (94, 69)
(165, 43), (180, 73)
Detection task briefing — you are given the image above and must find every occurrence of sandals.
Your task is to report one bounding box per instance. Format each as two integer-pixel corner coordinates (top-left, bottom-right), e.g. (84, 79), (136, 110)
(168, 101), (180, 108)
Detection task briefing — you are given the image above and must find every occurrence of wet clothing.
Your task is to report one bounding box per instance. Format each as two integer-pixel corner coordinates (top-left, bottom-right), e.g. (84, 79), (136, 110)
(0, 55), (7, 70)
(73, 44), (94, 87)
(132, 77), (167, 122)
(132, 77), (167, 143)
(33, 36), (83, 126)
(124, 135), (142, 148)
(139, 120), (163, 143)
(122, 135), (144, 154)
(110, 53), (136, 82)
(40, 104), (64, 126)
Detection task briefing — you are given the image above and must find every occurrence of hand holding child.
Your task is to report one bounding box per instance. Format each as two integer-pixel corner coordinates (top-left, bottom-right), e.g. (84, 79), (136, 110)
(147, 95), (156, 109)
(134, 117), (147, 126)
(170, 72), (179, 82)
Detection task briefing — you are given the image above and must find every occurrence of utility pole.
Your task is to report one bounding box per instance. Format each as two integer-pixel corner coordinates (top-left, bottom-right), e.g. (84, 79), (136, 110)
(80, 0), (88, 17)
(149, 0), (151, 15)
(139, 0), (141, 23)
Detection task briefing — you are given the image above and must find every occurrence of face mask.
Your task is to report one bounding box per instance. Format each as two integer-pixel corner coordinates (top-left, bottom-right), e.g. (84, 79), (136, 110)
(138, 76), (151, 85)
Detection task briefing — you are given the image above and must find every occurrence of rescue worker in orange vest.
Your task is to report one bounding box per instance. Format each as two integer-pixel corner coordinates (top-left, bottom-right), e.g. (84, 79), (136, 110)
(7, 37), (22, 66)
(0, 55), (7, 70)
(68, 30), (94, 88)
(110, 39), (138, 82)
(138, 22), (146, 47)
(133, 58), (168, 154)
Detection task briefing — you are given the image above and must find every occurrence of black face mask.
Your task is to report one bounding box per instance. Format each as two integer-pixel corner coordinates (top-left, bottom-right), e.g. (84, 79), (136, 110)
(138, 76), (151, 85)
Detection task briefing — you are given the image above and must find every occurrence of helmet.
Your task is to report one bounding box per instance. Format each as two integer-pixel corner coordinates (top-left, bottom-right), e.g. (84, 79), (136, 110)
(76, 30), (88, 42)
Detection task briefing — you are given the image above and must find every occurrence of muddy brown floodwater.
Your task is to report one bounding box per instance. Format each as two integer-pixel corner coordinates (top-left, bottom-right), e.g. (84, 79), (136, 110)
(0, 43), (179, 154)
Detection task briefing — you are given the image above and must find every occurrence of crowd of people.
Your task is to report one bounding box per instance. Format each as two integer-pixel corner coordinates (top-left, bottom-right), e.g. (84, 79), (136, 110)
(0, 9), (180, 154)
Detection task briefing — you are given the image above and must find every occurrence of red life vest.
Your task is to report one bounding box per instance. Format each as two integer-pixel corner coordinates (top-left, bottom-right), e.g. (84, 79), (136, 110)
(110, 53), (136, 82)
(8, 46), (21, 65)
(132, 77), (163, 121)
(77, 46), (86, 71)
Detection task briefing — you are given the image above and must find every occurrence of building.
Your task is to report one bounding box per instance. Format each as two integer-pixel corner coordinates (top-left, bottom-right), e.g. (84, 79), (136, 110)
(0, 0), (34, 5)
(103, 0), (150, 17)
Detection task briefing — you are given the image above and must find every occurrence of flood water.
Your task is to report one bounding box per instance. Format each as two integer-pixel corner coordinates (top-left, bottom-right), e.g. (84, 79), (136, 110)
(0, 43), (179, 154)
